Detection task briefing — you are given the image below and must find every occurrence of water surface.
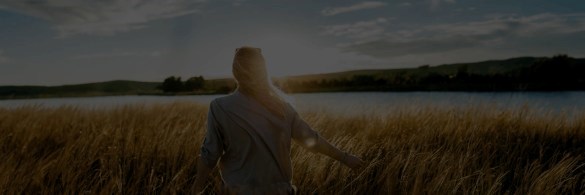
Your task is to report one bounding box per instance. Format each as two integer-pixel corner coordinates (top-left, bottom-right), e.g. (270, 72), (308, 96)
(1, 92), (584, 118)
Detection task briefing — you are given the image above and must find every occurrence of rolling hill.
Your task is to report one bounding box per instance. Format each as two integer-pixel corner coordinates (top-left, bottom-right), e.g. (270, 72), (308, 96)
(285, 56), (545, 82)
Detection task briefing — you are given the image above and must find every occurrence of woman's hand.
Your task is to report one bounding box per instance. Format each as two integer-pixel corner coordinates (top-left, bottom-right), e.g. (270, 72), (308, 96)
(342, 153), (365, 170)
(193, 156), (214, 194)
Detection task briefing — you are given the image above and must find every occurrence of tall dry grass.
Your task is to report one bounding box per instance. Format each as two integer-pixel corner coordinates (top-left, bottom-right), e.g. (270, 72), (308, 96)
(1, 102), (584, 194)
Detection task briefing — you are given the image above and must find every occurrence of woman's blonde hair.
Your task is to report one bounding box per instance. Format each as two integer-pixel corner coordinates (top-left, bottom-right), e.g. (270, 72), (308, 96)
(232, 46), (288, 118)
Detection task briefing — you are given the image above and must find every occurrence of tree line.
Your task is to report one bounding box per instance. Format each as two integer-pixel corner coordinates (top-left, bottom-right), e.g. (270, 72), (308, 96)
(280, 55), (585, 92)
(158, 76), (205, 93)
(158, 55), (585, 94)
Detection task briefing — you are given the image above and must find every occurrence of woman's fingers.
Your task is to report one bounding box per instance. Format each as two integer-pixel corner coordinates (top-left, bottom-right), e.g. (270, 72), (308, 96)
(344, 154), (365, 170)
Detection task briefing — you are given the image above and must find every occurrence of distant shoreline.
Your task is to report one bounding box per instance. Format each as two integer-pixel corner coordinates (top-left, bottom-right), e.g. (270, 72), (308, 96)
(2, 55), (584, 100)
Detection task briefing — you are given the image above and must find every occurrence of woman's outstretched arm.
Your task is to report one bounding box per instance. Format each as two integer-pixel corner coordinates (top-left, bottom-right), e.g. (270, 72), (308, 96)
(309, 136), (365, 169)
(289, 105), (365, 169)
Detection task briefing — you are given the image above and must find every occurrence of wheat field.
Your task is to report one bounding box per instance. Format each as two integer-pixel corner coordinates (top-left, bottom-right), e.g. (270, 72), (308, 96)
(0, 102), (584, 194)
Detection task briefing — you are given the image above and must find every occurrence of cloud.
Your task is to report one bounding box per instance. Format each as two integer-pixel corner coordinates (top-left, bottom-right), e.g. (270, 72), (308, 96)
(322, 1), (387, 16)
(0, 50), (9, 64)
(232, 0), (246, 6)
(425, 13), (585, 38)
(323, 18), (389, 40)
(430, 0), (456, 10)
(0, 0), (206, 37)
(332, 13), (585, 58)
(340, 38), (476, 59)
(69, 50), (164, 60)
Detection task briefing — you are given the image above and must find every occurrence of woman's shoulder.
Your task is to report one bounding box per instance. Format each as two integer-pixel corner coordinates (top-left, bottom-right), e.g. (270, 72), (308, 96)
(210, 91), (243, 107)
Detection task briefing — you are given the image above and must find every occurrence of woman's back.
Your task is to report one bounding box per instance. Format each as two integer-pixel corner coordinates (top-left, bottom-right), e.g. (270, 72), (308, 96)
(200, 90), (318, 194)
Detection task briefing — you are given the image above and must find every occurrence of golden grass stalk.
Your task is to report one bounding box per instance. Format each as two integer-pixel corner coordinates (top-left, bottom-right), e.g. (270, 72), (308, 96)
(0, 102), (584, 194)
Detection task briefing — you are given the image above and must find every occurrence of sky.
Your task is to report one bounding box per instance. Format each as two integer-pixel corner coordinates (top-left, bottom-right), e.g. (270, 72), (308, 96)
(0, 0), (584, 85)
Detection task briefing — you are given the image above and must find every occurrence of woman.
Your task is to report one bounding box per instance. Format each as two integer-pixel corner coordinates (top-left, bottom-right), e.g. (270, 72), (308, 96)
(194, 46), (365, 194)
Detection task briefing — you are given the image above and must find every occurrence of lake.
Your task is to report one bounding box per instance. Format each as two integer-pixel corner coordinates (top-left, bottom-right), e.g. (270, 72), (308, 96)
(1, 92), (584, 118)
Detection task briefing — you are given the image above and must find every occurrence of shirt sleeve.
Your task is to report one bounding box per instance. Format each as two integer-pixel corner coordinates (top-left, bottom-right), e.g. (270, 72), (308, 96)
(289, 103), (320, 149)
(199, 100), (224, 167)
